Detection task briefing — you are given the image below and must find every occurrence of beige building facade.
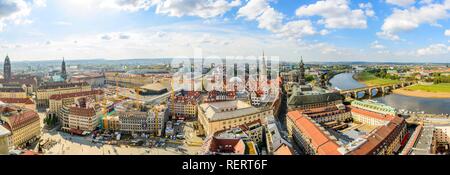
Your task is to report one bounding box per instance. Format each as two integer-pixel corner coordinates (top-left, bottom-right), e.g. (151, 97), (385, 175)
(0, 106), (41, 148)
(36, 82), (91, 108)
(197, 100), (272, 136)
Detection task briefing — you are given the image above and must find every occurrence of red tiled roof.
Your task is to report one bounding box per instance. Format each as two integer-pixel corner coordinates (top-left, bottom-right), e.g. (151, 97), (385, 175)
(287, 111), (342, 155)
(0, 77), (37, 85)
(2, 123), (11, 132)
(0, 87), (25, 92)
(6, 110), (40, 130)
(274, 144), (294, 155)
(38, 82), (89, 90)
(348, 116), (405, 155)
(69, 107), (96, 117)
(0, 98), (34, 104)
(21, 150), (39, 155)
(298, 105), (349, 118)
(348, 105), (395, 121)
(49, 89), (103, 100)
(208, 137), (245, 154)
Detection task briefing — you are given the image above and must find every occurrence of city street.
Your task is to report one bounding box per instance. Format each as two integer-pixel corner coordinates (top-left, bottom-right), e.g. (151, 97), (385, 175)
(40, 130), (202, 155)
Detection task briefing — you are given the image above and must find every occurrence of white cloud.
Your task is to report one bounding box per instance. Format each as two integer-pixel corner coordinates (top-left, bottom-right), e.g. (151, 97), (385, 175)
(256, 6), (283, 31)
(0, 0), (31, 31)
(386, 0), (416, 7)
(237, 0), (281, 32)
(54, 21), (72, 26)
(377, 31), (401, 41)
(155, 0), (241, 18)
(237, 0), (269, 20)
(119, 33), (131, 39)
(359, 3), (375, 17)
(237, 0), (316, 39)
(419, 0), (433, 5)
(99, 32), (134, 40)
(101, 0), (241, 18)
(99, 0), (153, 12)
(33, 0), (47, 7)
(295, 0), (369, 29)
(277, 20), (316, 38)
(379, 2), (450, 40)
(371, 40), (386, 49)
(445, 29), (450, 36)
(417, 44), (450, 56)
(319, 29), (330, 35)
(100, 34), (113, 40)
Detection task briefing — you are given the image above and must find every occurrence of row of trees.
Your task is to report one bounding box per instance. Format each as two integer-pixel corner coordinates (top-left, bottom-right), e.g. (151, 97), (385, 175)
(366, 68), (400, 80)
(44, 115), (58, 127)
(424, 75), (450, 84)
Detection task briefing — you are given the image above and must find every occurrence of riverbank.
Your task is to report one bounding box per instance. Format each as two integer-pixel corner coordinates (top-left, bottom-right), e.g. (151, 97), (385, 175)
(353, 72), (399, 86)
(330, 73), (450, 114)
(393, 88), (450, 99)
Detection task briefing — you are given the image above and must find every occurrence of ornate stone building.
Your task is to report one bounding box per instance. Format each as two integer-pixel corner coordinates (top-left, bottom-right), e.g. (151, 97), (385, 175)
(3, 55), (11, 81)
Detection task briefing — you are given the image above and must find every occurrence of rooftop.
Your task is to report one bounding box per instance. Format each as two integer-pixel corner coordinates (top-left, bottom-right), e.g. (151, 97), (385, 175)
(0, 98), (34, 104)
(140, 83), (167, 91)
(288, 103), (406, 155)
(287, 110), (343, 155)
(49, 89), (103, 100)
(410, 125), (434, 155)
(0, 105), (39, 130)
(199, 100), (264, 122)
(68, 106), (96, 117)
(348, 105), (395, 122)
(205, 137), (246, 155)
(0, 125), (10, 137)
(288, 91), (343, 106)
(38, 82), (89, 90)
(274, 143), (295, 155)
(0, 87), (25, 93)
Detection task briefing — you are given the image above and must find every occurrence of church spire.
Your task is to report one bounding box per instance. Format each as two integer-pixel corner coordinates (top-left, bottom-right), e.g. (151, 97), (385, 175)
(61, 57), (67, 81)
(298, 56), (305, 85)
(4, 54), (11, 81)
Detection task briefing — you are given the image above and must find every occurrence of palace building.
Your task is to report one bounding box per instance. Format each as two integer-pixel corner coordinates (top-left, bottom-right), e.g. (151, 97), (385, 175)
(36, 82), (91, 108)
(48, 89), (104, 116)
(197, 100), (272, 136)
(0, 104), (41, 149)
(286, 100), (407, 155)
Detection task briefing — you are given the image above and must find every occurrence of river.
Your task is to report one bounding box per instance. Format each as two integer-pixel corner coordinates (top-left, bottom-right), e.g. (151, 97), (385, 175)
(329, 73), (450, 115)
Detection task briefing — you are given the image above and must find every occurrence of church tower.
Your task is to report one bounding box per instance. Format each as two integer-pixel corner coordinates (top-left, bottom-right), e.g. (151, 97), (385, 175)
(298, 57), (306, 85)
(4, 55), (11, 81)
(61, 57), (67, 81)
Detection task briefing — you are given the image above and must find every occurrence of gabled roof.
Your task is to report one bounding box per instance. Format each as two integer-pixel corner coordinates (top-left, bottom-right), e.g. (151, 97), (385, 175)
(0, 98), (34, 104)
(49, 90), (103, 100)
(288, 92), (343, 106)
(287, 110), (343, 155)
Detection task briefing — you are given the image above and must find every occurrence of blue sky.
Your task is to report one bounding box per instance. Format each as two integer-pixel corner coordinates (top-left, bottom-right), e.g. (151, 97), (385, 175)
(0, 0), (449, 62)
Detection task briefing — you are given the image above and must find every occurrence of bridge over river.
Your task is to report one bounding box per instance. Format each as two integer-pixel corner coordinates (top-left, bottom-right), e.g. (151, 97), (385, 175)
(339, 81), (417, 99)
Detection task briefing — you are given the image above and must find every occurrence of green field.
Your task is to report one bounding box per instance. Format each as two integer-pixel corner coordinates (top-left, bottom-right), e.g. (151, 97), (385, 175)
(404, 83), (450, 93)
(354, 72), (400, 86)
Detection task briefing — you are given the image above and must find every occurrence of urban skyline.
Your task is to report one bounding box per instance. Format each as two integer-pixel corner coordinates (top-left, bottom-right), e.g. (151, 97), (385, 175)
(0, 0), (450, 157)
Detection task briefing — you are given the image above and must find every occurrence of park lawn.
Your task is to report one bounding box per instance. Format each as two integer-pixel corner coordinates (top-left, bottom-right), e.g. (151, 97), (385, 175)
(355, 72), (400, 86)
(404, 83), (450, 93)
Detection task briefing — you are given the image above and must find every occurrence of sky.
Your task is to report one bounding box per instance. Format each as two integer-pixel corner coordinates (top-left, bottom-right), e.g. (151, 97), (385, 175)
(0, 0), (449, 63)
